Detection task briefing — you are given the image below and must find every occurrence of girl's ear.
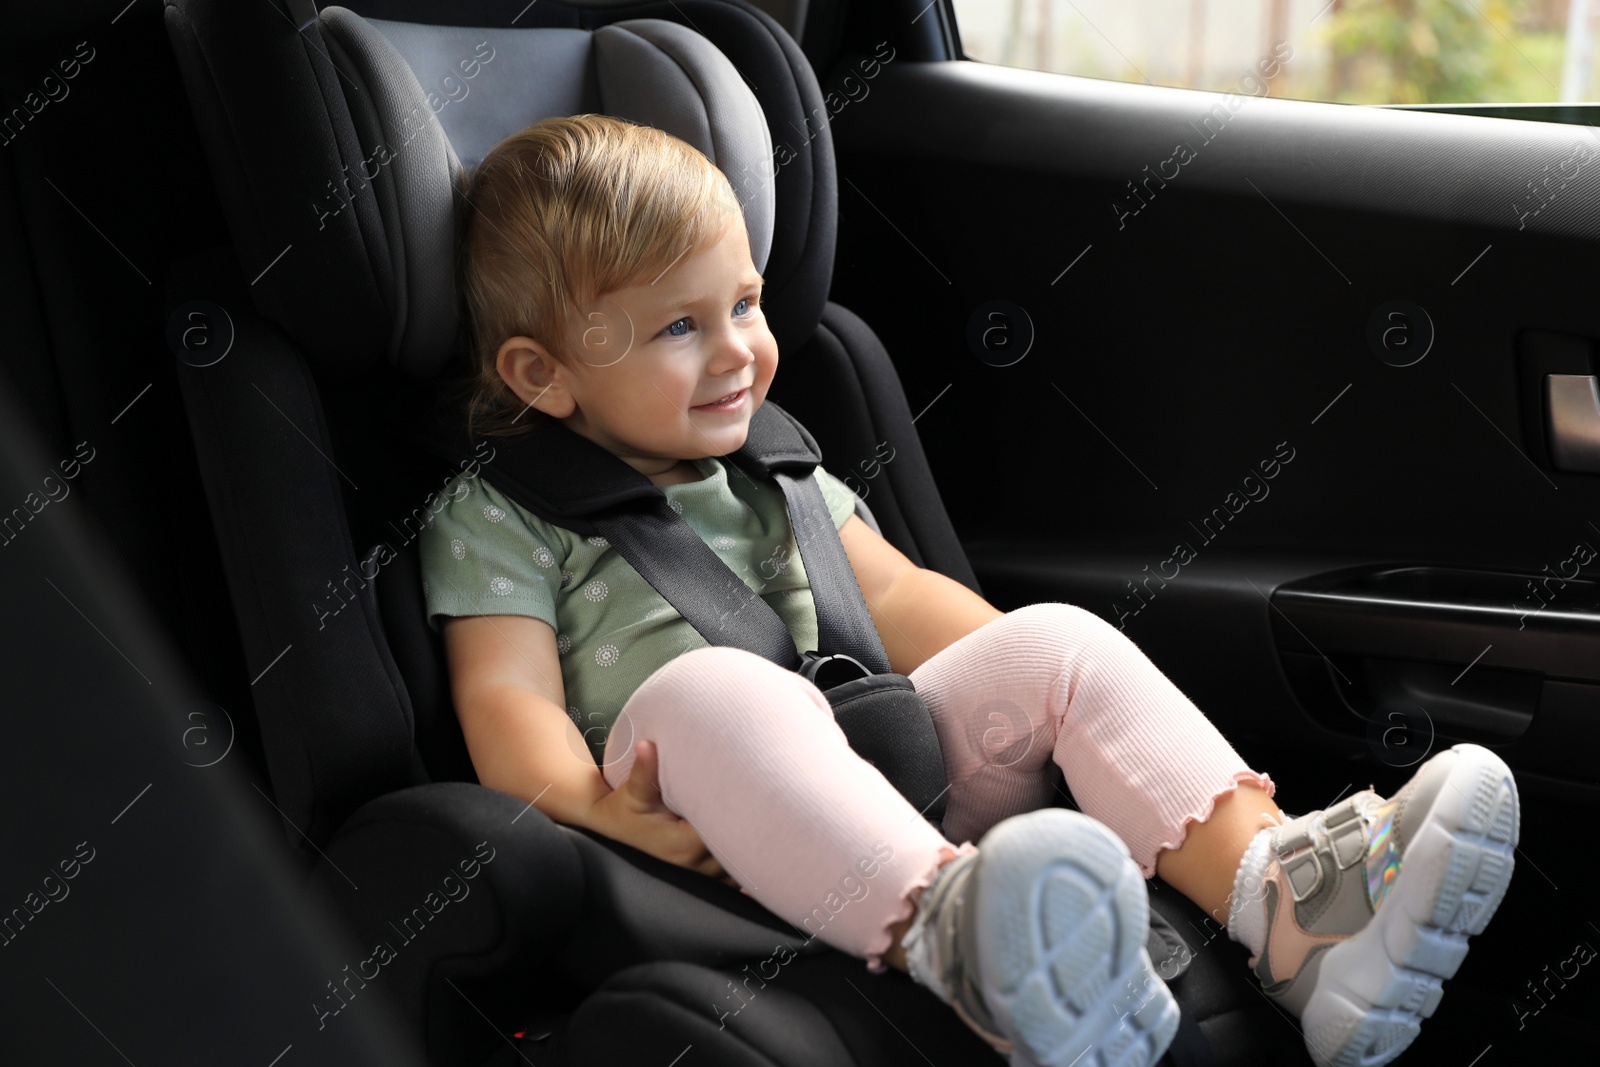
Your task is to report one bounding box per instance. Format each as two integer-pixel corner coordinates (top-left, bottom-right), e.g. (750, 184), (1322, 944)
(496, 336), (576, 418)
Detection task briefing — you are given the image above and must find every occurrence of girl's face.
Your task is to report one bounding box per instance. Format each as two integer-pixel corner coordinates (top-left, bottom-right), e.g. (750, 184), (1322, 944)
(499, 216), (777, 483)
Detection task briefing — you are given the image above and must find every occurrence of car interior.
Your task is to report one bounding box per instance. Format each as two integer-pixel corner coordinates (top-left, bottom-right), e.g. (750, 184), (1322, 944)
(2, 0), (1597, 1064)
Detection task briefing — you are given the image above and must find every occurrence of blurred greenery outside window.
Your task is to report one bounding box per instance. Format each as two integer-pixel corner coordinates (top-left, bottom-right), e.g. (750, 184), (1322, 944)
(949, 0), (1600, 109)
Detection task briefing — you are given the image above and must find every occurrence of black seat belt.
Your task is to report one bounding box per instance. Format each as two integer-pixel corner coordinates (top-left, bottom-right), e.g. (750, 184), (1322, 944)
(595, 404), (894, 677)
(408, 394), (948, 825)
(418, 397), (882, 668)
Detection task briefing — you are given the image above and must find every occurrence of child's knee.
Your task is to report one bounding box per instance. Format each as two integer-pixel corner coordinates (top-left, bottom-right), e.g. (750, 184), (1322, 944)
(626, 645), (809, 733)
(1012, 601), (1123, 646)
(647, 644), (781, 696)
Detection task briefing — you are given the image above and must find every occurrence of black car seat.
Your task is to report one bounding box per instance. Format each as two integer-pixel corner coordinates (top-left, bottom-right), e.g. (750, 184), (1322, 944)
(159, 1), (1298, 1064)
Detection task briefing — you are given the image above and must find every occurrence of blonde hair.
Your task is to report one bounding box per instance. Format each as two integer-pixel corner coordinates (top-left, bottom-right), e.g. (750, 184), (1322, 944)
(452, 113), (747, 439)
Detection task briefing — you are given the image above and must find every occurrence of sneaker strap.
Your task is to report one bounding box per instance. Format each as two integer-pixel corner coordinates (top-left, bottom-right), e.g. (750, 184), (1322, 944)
(1271, 792), (1374, 904)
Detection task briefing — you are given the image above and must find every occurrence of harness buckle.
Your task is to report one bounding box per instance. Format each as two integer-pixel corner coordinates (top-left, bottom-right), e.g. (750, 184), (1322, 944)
(798, 650), (873, 689)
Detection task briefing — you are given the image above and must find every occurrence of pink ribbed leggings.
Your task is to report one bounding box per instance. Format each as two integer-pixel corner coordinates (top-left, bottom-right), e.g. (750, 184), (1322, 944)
(599, 602), (1275, 973)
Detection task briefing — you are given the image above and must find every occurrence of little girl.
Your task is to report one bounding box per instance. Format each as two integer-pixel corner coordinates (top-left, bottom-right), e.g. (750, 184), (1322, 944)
(419, 114), (1520, 1067)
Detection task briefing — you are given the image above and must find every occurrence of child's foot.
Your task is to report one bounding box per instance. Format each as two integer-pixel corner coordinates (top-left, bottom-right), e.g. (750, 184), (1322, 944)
(901, 808), (1180, 1066)
(1248, 743), (1519, 1067)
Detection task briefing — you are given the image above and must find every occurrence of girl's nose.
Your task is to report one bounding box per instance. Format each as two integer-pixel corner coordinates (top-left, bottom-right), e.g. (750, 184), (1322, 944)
(712, 330), (756, 369)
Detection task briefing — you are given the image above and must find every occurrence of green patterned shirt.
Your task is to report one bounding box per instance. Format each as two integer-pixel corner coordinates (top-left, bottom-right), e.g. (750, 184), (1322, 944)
(418, 456), (862, 766)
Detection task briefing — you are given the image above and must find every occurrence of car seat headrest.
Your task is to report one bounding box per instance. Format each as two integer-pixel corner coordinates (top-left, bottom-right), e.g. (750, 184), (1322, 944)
(172, 0), (836, 384)
(279, 6), (778, 380)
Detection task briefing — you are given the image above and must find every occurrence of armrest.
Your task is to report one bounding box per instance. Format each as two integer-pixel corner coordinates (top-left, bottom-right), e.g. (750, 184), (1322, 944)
(302, 781), (583, 1065)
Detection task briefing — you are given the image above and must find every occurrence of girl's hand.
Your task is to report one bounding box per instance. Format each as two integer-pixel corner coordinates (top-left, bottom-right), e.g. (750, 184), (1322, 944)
(583, 739), (741, 890)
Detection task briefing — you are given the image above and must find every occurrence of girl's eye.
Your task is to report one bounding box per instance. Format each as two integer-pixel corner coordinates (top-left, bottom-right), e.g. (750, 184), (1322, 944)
(660, 296), (759, 338)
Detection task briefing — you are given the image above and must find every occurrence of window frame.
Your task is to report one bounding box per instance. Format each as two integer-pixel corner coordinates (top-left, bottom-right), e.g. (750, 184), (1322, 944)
(934, 0), (1600, 131)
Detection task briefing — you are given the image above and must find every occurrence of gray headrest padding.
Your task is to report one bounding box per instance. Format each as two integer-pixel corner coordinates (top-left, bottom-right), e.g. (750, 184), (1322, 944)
(320, 12), (774, 379)
(593, 20), (775, 275)
(361, 20), (594, 174)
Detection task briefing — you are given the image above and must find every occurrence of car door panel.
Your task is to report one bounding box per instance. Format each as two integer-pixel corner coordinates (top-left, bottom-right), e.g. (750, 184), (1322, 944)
(822, 54), (1600, 803)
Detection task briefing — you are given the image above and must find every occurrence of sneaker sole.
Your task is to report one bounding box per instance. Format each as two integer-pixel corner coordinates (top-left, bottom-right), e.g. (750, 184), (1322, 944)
(1300, 743), (1520, 1067)
(972, 809), (1180, 1067)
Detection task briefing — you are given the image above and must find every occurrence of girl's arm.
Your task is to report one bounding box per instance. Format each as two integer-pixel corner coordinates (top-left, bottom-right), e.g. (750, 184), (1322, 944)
(837, 513), (1004, 676)
(442, 614), (732, 882)
(443, 614), (610, 824)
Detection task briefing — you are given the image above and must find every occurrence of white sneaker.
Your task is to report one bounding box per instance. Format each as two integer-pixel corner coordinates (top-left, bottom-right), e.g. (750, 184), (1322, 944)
(902, 808), (1180, 1066)
(1251, 743), (1520, 1067)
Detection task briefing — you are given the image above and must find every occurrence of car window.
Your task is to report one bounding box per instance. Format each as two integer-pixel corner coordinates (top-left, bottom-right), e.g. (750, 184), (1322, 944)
(950, 0), (1600, 107)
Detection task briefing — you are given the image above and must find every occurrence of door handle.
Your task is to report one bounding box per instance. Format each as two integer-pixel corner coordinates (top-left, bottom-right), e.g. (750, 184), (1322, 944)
(1270, 565), (1600, 746)
(1270, 565), (1600, 683)
(1546, 373), (1600, 472)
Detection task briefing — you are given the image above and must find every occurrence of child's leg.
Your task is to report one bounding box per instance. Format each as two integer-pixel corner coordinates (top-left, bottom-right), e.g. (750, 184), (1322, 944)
(910, 601), (1520, 1067)
(907, 601), (1279, 917)
(599, 645), (975, 974)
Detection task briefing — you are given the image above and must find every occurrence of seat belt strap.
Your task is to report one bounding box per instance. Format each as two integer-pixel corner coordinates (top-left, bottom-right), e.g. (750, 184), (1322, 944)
(590, 498), (804, 667)
(711, 397), (891, 671)
(770, 468), (890, 674)
(407, 391), (893, 674)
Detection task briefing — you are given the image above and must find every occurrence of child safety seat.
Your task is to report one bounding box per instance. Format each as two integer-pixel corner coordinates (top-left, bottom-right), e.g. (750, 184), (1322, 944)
(162, 1), (1287, 1064)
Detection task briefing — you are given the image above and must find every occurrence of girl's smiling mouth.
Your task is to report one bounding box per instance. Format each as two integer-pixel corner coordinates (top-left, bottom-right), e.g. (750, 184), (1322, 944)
(692, 387), (748, 413)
